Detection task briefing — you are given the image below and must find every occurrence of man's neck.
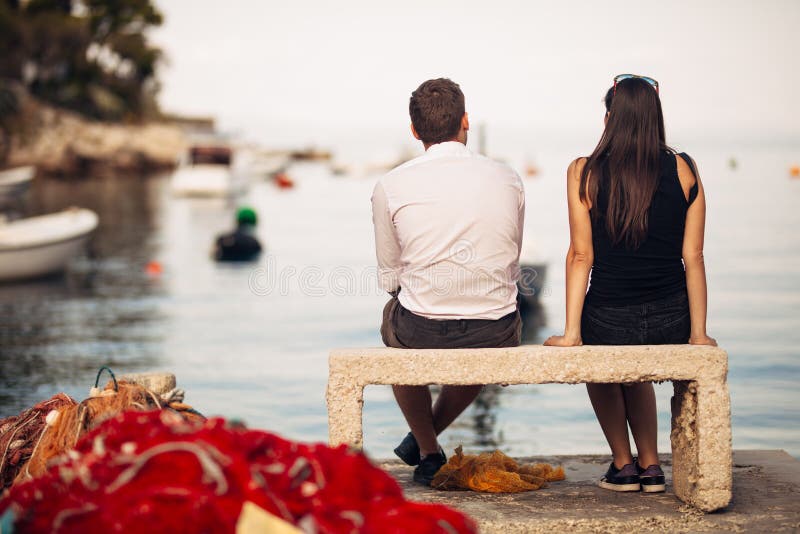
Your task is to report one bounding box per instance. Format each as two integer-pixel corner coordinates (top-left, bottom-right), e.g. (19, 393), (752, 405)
(423, 138), (464, 151)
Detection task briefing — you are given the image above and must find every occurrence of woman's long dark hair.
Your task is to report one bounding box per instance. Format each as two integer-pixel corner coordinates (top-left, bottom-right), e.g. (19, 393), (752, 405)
(580, 77), (668, 249)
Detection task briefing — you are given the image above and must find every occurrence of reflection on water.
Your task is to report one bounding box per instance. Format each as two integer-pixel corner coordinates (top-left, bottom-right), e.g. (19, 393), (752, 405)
(1, 146), (799, 459)
(0, 176), (166, 413)
(425, 385), (504, 451)
(466, 385), (503, 449)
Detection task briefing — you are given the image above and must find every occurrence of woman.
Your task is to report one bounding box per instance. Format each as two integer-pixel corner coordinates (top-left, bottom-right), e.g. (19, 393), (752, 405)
(544, 75), (717, 493)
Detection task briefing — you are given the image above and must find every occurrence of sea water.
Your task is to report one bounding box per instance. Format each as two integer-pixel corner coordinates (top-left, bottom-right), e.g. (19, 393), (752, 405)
(1, 142), (798, 458)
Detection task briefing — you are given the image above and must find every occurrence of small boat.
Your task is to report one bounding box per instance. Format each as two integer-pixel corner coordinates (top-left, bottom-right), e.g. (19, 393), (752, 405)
(171, 145), (245, 197)
(248, 153), (289, 178)
(0, 165), (35, 199)
(0, 207), (98, 282)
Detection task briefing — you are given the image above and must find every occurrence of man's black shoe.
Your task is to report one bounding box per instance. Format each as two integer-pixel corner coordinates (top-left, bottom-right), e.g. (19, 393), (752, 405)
(394, 432), (421, 466)
(412, 449), (447, 486)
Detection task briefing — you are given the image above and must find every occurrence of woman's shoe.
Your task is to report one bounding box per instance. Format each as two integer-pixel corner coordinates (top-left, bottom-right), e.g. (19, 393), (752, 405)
(637, 463), (666, 493)
(598, 462), (641, 492)
(394, 432), (421, 466)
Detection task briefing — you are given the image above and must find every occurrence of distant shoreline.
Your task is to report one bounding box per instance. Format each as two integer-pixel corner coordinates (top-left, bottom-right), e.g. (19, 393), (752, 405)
(4, 86), (191, 177)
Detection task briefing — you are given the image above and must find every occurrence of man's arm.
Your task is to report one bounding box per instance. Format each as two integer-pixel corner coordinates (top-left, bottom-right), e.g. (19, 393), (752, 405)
(371, 181), (402, 293)
(509, 176), (525, 285)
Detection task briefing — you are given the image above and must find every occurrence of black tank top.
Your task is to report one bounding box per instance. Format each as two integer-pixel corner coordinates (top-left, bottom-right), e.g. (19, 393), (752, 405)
(585, 150), (698, 306)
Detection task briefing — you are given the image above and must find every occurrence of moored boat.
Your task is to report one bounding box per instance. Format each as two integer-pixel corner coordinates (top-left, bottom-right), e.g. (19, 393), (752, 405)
(0, 165), (35, 200)
(0, 207), (98, 282)
(171, 144), (245, 197)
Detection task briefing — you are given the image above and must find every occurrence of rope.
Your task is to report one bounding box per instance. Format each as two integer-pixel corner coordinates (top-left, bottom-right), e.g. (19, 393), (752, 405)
(145, 390), (162, 410)
(105, 442), (229, 496)
(52, 503), (99, 531)
(74, 405), (88, 447)
(22, 417), (50, 481)
(94, 366), (118, 392)
(161, 388), (185, 403)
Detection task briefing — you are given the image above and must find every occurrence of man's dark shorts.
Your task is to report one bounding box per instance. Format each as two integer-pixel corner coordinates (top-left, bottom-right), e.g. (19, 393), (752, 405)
(381, 296), (522, 349)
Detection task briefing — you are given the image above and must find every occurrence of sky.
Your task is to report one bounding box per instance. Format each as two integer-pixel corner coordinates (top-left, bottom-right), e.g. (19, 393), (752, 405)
(150, 0), (800, 153)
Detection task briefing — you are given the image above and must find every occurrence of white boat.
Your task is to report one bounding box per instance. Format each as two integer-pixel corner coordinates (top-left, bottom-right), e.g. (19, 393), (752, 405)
(171, 145), (245, 197)
(0, 207), (98, 282)
(0, 165), (35, 199)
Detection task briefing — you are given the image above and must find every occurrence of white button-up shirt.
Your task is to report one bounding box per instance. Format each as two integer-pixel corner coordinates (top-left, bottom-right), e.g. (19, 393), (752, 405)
(371, 141), (525, 320)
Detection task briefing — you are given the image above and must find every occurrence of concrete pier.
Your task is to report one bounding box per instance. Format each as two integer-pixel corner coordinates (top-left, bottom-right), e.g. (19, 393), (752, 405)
(379, 450), (800, 533)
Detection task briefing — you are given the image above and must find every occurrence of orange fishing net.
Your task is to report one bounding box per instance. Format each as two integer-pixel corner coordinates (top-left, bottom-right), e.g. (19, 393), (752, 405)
(21, 381), (163, 482)
(0, 393), (77, 490)
(431, 446), (565, 493)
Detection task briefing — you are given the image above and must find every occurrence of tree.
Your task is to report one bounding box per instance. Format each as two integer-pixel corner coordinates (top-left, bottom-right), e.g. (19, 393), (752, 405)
(0, 0), (164, 121)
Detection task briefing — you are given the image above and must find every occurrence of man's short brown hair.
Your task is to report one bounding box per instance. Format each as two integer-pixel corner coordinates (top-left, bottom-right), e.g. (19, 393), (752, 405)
(409, 78), (465, 145)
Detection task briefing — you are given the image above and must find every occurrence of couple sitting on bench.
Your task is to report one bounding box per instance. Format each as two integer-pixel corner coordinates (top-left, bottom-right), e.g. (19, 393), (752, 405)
(371, 77), (716, 491)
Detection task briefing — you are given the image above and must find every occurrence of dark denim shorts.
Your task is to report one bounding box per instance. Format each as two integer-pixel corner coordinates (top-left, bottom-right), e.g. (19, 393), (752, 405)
(581, 290), (690, 345)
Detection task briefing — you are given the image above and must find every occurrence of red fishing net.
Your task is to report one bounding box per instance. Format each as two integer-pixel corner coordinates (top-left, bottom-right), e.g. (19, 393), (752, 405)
(0, 410), (476, 533)
(0, 381), (202, 492)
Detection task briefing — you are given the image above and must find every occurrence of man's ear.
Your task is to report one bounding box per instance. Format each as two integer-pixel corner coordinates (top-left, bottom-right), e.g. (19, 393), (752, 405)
(461, 113), (469, 131)
(604, 112), (609, 126)
(410, 123), (421, 140)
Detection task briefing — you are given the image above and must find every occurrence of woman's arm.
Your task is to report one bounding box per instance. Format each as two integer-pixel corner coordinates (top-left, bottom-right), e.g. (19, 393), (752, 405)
(680, 159), (717, 346)
(545, 159), (593, 347)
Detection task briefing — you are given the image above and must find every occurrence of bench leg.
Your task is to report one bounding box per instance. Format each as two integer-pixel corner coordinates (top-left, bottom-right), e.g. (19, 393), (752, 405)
(670, 379), (732, 512)
(326, 378), (365, 448)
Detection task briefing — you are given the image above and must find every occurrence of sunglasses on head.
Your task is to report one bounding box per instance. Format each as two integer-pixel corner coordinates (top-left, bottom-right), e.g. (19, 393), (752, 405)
(613, 74), (659, 95)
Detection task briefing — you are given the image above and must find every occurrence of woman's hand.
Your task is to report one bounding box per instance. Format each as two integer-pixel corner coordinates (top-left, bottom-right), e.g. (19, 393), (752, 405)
(544, 334), (583, 347)
(689, 334), (717, 346)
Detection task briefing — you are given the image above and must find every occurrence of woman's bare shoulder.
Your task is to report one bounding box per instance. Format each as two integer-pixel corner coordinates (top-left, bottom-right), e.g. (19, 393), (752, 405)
(568, 157), (588, 178)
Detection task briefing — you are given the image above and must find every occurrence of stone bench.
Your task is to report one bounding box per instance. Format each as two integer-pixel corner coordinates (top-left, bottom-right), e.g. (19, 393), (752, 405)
(326, 345), (732, 512)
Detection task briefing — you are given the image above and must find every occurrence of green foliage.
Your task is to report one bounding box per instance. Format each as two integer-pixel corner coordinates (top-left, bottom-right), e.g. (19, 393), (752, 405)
(0, 0), (163, 121)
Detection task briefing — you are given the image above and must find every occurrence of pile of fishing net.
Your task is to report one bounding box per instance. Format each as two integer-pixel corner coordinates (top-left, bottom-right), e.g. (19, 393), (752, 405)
(0, 393), (77, 490)
(0, 410), (476, 533)
(432, 446), (565, 493)
(0, 373), (202, 493)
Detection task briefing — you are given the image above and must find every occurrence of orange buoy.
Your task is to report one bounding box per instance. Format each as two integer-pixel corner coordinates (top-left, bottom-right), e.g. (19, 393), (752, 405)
(145, 260), (162, 276)
(525, 164), (539, 178)
(274, 172), (295, 189)
(790, 165), (800, 178)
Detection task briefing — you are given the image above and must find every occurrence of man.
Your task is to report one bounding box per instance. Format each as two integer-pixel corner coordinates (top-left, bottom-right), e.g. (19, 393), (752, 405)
(371, 78), (525, 485)
(213, 206), (263, 262)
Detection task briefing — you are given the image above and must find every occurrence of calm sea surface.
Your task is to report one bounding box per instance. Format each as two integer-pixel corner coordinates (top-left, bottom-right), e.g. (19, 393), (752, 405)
(1, 143), (798, 458)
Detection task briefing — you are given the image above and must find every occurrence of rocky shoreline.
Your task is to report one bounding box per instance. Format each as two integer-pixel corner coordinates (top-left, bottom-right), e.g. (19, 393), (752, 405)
(4, 87), (187, 177)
